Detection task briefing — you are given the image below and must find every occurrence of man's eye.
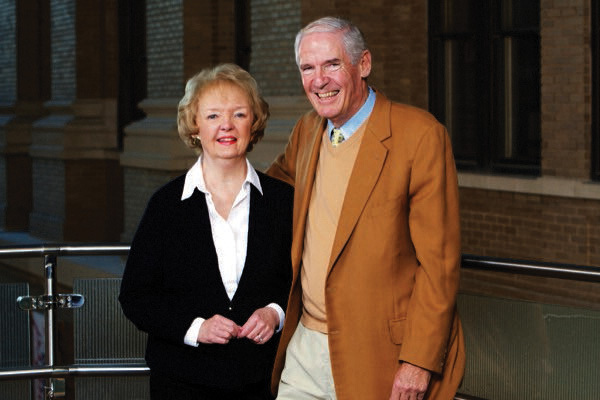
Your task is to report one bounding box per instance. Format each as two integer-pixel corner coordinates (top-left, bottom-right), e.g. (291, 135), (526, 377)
(326, 63), (341, 71)
(301, 67), (314, 75)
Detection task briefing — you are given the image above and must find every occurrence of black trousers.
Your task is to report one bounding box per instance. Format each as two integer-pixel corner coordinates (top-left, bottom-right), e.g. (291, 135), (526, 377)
(150, 372), (274, 400)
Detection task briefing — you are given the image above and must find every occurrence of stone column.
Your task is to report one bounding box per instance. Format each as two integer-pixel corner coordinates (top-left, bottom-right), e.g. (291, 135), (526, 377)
(0, 0), (18, 229)
(29, 0), (123, 242)
(0, 0), (50, 231)
(248, 0), (310, 171)
(120, 0), (240, 241)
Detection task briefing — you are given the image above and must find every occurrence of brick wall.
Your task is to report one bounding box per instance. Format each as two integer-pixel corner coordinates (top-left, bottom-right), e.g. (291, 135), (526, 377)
(376, 1), (428, 108)
(182, 0), (236, 80)
(0, 0), (15, 229)
(250, 0), (302, 96)
(146, 0), (184, 98)
(30, 159), (65, 240)
(0, 0), (16, 105)
(51, 0), (76, 101)
(63, 159), (123, 241)
(541, 0), (590, 179)
(76, 0), (119, 99)
(0, 157), (5, 227)
(460, 187), (600, 267)
(122, 168), (181, 241)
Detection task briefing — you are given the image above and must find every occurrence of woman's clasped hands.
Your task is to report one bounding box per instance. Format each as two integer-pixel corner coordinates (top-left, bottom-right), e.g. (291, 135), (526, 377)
(197, 306), (279, 345)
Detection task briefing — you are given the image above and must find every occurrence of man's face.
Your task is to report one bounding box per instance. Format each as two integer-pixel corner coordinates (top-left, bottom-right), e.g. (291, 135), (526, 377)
(298, 31), (371, 127)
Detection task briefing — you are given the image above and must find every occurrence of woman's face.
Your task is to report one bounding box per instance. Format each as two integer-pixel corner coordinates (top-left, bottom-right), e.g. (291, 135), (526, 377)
(195, 83), (254, 163)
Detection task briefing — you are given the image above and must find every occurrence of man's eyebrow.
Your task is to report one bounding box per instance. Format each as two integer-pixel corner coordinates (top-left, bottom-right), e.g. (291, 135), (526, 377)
(300, 58), (342, 69)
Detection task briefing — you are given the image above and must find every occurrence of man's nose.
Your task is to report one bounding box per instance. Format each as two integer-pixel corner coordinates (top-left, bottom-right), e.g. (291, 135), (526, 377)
(313, 68), (329, 88)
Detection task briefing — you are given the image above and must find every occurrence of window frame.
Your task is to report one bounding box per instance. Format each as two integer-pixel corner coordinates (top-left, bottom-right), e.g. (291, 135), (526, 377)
(428, 0), (541, 176)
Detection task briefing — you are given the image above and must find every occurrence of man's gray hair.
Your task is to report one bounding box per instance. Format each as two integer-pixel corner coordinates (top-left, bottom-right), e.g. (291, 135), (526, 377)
(294, 16), (368, 67)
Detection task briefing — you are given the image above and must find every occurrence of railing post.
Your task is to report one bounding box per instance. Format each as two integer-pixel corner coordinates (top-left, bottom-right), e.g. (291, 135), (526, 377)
(44, 254), (56, 367)
(43, 254), (65, 399)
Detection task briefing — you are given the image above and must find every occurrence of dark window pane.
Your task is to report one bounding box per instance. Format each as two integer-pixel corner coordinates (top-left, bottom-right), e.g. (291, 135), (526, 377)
(435, 0), (484, 34)
(500, 0), (540, 31)
(492, 36), (540, 166)
(432, 39), (485, 164)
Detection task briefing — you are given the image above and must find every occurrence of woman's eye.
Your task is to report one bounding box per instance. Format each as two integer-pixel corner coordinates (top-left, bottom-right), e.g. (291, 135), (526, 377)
(235, 112), (246, 118)
(207, 114), (218, 120)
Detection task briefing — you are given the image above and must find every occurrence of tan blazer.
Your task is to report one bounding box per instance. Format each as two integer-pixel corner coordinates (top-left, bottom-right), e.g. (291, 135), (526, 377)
(267, 92), (465, 399)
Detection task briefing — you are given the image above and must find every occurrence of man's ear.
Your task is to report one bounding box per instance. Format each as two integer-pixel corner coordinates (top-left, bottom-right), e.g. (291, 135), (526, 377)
(360, 50), (372, 78)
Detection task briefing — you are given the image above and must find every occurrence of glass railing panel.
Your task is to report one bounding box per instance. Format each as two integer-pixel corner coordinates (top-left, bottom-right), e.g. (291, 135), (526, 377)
(74, 376), (150, 400)
(458, 271), (600, 400)
(0, 283), (31, 399)
(73, 278), (148, 399)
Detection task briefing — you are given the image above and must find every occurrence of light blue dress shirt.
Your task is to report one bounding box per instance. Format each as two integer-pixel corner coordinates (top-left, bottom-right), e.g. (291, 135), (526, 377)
(327, 87), (376, 141)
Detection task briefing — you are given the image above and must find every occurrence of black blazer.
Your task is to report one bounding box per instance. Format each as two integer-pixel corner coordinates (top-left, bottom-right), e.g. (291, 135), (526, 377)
(119, 170), (293, 389)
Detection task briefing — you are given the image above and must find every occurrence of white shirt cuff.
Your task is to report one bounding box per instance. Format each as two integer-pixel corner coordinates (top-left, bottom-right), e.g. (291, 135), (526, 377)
(184, 317), (205, 347)
(267, 303), (285, 332)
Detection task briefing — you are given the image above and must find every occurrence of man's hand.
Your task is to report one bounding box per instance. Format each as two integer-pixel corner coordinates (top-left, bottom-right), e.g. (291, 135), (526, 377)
(389, 362), (431, 400)
(197, 314), (240, 344)
(237, 307), (279, 344)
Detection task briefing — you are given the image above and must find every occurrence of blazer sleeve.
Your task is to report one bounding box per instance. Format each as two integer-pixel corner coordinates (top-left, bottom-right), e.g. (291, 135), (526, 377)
(119, 190), (198, 345)
(265, 178), (294, 320)
(399, 122), (462, 374)
(266, 112), (317, 187)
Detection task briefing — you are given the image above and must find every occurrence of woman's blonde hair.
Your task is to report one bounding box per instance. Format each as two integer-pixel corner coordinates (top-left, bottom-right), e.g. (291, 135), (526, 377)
(177, 63), (269, 153)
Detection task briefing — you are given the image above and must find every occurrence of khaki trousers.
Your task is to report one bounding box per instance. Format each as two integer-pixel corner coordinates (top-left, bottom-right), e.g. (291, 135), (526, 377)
(276, 321), (337, 400)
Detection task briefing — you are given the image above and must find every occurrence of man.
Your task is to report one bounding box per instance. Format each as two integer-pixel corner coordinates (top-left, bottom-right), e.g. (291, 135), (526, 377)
(267, 17), (465, 400)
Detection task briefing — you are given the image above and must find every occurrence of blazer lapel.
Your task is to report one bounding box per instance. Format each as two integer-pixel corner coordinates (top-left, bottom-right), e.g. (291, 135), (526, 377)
(291, 116), (326, 270)
(328, 95), (391, 273)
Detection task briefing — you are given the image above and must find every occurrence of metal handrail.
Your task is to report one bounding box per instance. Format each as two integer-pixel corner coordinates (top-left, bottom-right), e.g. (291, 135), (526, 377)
(1, 245), (597, 278)
(0, 243), (142, 399)
(0, 364), (149, 380)
(0, 245), (599, 398)
(0, 243), (130, 258)
(462, 253), (600, 282)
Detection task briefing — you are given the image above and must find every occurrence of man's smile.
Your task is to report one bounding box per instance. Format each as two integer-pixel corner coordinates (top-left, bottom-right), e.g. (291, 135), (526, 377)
(316, 90), (339, 99)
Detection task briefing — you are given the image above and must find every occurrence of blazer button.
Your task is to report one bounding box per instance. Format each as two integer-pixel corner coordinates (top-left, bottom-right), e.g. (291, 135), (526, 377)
(228, 306), (232, 310)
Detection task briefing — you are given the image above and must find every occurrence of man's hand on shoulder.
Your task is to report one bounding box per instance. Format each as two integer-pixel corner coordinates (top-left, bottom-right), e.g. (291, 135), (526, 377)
(389, 362), (431, 400)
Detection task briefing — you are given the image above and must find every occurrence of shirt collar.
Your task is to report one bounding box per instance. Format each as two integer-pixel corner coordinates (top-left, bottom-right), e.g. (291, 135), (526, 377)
(181, 156), (262, 201)
(327, 87), (376, 140)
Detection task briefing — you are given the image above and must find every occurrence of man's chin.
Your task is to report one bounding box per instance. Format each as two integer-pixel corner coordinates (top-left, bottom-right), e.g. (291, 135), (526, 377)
(310, 104), (339, 120)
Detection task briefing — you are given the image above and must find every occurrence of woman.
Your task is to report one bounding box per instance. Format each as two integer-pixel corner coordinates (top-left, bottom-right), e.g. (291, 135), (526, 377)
(119, 63), (293, 400)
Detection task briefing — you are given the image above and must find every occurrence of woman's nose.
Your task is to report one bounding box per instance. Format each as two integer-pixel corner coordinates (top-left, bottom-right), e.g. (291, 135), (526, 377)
(220, 115), (234, 130)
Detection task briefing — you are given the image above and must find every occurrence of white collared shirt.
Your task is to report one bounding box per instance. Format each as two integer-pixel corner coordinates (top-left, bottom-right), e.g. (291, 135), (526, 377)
(182, 156), (285, 346)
